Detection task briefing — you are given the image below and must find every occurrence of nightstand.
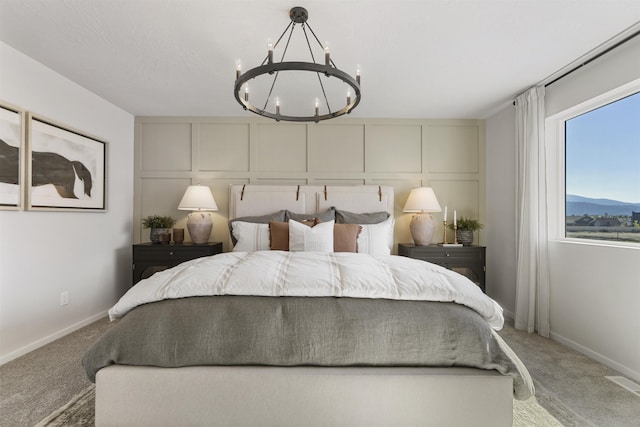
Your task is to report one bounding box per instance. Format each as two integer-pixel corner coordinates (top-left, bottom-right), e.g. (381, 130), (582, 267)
(132, 242), (223, 285)
(398, 243), (486, 292)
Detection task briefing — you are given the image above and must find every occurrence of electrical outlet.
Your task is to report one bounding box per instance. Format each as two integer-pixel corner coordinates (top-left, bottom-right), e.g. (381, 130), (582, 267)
(60, 291), (69, 306)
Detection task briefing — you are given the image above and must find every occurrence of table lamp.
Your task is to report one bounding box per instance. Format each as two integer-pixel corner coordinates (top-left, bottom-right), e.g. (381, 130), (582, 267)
(178, 185), (218, 244)
(403, 187), (442, 246)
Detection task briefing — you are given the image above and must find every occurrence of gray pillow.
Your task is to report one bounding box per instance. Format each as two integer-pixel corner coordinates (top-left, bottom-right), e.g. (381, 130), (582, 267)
(285, 207), (335, 223)
(335, 208), (390, 224)
(229, 210), (286, 245)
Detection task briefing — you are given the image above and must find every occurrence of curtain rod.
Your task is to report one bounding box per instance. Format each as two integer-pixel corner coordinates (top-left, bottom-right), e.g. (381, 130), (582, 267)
(513, 28), (640, 105)
(544, 29), (640, 88)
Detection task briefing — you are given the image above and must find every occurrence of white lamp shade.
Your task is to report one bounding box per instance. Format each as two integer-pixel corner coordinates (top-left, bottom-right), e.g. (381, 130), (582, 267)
(178, 185), (218, 211)
(403, 187), (442, 213)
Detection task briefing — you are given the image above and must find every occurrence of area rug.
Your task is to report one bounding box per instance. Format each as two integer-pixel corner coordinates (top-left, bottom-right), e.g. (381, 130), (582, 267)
(36, 385), (564, 426)
(33, 385), (95, 427)
(513, 396), (565, 426)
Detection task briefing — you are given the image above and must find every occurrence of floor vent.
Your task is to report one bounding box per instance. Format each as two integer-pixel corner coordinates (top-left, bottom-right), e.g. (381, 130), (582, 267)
(605, 376), (640, 396)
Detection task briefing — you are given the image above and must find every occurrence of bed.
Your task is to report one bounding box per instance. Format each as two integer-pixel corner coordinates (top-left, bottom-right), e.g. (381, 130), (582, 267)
(84, 184), (534, 426)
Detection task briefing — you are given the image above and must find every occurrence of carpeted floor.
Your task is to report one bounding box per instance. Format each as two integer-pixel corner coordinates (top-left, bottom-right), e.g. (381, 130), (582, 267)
(498, 326), (640, 426)
(0, 317), (112, 427)
(33, 385), (95, 427)
(1, 317), (639, 426)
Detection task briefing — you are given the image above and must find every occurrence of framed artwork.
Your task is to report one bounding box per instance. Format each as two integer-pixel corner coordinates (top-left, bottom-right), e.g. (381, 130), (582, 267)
(0, 102), (25, 210)
(27, 114), (107, 211)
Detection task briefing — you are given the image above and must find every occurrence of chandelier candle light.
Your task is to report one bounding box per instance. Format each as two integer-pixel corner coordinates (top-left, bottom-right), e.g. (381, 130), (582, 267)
(234, 6), (361, 122)
(178, 185), (218, 244)
(403, 187), (442, 246)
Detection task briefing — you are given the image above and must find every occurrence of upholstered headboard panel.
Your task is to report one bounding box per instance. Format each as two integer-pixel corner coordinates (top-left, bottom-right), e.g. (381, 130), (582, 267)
(229, 185), (394, 219)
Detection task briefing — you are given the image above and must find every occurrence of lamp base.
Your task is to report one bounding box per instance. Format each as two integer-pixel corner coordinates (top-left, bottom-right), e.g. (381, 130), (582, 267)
(409, 213), (436, 246)
(186, 212), (212, 244)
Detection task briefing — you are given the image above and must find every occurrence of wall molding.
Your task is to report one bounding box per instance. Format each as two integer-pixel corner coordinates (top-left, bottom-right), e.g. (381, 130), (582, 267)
(134, 116), (485, 251)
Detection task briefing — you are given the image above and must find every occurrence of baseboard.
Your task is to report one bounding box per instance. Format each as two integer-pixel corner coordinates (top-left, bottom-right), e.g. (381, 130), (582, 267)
(550, 331), (640, 383)
(502, 309), (515, 326)
(0, 310), (108, 366)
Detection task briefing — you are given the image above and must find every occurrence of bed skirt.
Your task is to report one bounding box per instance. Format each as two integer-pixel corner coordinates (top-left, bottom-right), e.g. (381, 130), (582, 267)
(96, 365), (513, 426)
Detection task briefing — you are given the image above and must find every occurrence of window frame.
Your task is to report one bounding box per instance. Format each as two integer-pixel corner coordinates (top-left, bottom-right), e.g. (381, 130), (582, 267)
(545, 77), (640, 248)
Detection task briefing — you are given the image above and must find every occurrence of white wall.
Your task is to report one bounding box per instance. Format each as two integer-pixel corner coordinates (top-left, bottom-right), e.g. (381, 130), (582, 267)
(0, 42), (135, 364)
(544, 35), (640, 381)
(485, 35), (640, 381)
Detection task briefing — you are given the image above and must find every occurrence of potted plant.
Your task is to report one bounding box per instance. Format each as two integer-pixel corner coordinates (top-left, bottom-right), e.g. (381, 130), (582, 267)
(142, 215), (176, 243)
(448, 216), (483, 246)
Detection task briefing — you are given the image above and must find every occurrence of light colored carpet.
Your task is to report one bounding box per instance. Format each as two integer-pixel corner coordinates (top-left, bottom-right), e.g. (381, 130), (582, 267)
(3, 318), (639, 426)
(34, 385), (95, 427)
(513, 397), (564, 426)
(35, 384), (563, 427)
(498, 326), (640, 426)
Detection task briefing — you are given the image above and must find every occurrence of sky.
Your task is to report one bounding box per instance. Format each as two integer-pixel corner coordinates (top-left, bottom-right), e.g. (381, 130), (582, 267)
(565, 91), (640, 204)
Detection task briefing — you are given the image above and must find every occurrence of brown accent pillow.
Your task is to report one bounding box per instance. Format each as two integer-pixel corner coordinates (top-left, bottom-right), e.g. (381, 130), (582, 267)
(269, 220), (315, 250)
(333, 223), (362, 252)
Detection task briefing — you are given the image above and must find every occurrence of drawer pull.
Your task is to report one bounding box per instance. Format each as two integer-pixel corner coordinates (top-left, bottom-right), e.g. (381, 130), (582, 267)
(169, 251), (174, 256)
(446, 253), (450, 257)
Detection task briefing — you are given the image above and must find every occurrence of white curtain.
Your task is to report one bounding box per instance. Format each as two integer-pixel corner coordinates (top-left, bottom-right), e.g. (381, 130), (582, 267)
(514, 86), (551, 337)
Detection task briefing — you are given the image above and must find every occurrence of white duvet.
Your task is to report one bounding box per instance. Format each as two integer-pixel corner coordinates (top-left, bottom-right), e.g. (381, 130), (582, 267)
(110, 251), (504, 329)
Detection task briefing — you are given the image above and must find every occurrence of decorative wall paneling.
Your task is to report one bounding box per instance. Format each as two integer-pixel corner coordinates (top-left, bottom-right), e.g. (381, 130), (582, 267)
(134, 117), (485, 252)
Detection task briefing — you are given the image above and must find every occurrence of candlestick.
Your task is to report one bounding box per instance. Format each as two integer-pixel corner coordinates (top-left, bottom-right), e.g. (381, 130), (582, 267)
(356, 68), (361, 84)
(315, 98), (319, 116)
(347, 89), (351, 105)
(236, 65), (241, 80)
(276, 97), (280, 115)
(454, 210), (457, 227)
(444, 206), (448, 222)
(244, 86), (249, 102)
(268, 43), (273, 64)
(324, 46), (330, 66)
(454, 224), (458, 244)
(442, 220), (448, 244)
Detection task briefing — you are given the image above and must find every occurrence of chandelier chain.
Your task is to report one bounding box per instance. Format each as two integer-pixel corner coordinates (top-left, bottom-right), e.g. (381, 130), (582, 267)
(301, 24), (331, 113)
(305, 22), (335, 68)
(261, 21), (293, 67)
(262, 23), (297, 111)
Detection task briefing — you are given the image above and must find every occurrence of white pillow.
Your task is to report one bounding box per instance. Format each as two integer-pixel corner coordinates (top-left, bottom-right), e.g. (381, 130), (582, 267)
(232, 221), (270, 252)
(289, 220), (334, 252)
(357, 217), (395, 256)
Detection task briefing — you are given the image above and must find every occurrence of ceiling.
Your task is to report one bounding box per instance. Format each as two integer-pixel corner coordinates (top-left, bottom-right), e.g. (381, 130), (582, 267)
(1, 0), (639, 119)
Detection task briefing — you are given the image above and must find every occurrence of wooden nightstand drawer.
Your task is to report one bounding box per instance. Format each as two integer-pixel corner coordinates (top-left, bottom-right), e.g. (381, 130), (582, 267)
(440, 249), (484, 262)
(134, 247), (210, 262)
(132, 242), (223, 285)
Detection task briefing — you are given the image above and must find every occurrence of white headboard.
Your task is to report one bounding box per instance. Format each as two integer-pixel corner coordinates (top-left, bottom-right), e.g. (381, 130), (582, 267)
(229, 185), (394, 219)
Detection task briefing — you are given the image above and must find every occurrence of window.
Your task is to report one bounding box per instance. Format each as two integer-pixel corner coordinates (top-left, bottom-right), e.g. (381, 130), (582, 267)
(564, 91), (640, 243)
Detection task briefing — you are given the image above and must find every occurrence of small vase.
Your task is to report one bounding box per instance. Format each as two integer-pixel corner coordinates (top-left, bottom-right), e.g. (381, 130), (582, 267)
(150, 228), (170, 244)
(172, 228), (184, 244)
(456, 229), (474, 246)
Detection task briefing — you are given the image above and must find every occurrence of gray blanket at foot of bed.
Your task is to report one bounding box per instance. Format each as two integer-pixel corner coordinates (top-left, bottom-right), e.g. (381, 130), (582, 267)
(82, 296), (534, 400)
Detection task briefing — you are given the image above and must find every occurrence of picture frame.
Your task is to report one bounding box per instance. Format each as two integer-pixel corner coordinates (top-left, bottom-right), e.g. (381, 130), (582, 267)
(0, 102), (25, 210)
(27, 114), (107, 211)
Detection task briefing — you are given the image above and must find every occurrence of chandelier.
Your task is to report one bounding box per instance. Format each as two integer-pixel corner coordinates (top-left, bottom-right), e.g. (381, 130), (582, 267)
(233, 6), (361, 123)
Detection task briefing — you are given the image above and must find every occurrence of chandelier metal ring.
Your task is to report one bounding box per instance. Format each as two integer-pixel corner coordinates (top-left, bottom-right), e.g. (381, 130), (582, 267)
(234, 62), (361, 122)
(233, 7), (362, 123)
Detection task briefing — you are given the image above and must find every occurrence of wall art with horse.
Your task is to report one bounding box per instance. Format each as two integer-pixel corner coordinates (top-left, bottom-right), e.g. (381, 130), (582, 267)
(26, 116), (106, 210)
(0, 103), (23, 208)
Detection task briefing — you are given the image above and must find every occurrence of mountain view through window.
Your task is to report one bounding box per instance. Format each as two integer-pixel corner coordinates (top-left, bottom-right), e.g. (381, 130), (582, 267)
(565, 91), (640, 243)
